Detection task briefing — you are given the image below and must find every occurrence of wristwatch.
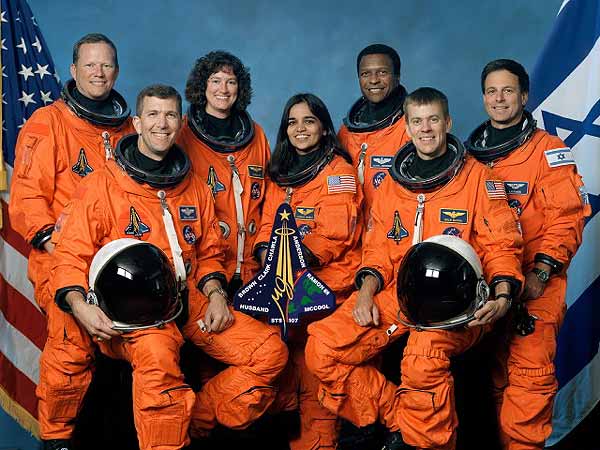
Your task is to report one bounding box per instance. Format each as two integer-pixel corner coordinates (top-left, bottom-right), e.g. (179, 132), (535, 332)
(532, 267), (550, 283)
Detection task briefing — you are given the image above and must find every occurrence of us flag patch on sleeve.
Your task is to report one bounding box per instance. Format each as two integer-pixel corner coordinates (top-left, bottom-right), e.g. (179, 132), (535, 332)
(544, 147), (576, 168)
(485, 180), (507, 200)
(327, 175), (356, 194)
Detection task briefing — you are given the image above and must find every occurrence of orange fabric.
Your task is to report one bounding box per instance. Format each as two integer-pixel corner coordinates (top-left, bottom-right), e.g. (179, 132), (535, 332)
(395, 323), (489, 450)
(490, 130), (589, 271)
(255, 155), (363, 295)
(100, 323), (195, 450)
(50, 156), (287, 440)
(338, 117), (410, 209)
(8, 99), (133, 439)
(484, 131), (589, 450)
(362, 155), (523, 289)
(177, 118), (271, 283)
(306, 154), (523, 449)
(37, 300), (94, 440)
(306, 289), (407, 430)
(50, 157), (225, 292)
(493, 278), (566, 450)
(183, 290), (288, 434)
(9, 99), (133, 311)
(254, 155), (363, 448)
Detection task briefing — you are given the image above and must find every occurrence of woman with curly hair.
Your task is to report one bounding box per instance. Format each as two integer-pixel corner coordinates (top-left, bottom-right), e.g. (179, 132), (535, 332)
(254, 93), (363, 449)
(177, 51), (284, 438)
(178, 50), (270, 297)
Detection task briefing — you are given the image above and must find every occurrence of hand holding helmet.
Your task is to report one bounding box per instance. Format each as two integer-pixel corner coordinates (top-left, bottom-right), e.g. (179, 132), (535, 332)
(396, 235), (492, 330)
(86, 238), (184, 332)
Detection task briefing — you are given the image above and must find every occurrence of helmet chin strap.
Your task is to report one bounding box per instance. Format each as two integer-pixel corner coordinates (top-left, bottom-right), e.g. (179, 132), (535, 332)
(157, 190), (187, 289)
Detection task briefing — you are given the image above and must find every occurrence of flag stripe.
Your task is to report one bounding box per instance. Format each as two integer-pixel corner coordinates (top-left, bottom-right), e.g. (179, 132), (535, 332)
(555, 273), (600, 388)
(0, 237), (36, 307)
(1, 199), (31, 259)
(0, 351), (38, 419)
(528, 0), (600, 111)
(0, 308), (41, 385)
(0, 276), (45, 349)
(547, 350), (600, 446)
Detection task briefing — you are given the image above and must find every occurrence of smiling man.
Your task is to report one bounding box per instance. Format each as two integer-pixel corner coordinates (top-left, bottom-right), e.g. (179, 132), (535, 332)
(9, 33), (134, 450)
(306, 87), (524, 450)
(338, 44), (411, 208)
(49, 84), (287, 450)
(465, 59), (590, 450)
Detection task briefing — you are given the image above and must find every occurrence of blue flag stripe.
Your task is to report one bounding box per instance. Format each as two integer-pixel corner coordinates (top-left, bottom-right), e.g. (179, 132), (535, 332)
(527, 0), (600, 111)
(555, 274), (600, 388)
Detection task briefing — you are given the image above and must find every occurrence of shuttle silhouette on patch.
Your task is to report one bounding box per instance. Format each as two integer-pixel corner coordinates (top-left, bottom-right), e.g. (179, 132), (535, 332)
(234, 203), (335, 339)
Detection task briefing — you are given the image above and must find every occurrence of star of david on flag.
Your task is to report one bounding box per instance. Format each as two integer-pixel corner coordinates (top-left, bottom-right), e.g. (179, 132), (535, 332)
(528, 0), (600, 445)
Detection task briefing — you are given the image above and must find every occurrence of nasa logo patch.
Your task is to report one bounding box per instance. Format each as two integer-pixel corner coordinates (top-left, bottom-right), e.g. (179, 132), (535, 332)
(298, 224), (312, 239)
(251, 182), (261, 200)
(183, 225), (196, 244)
(372, 171), (386, 189)
(508, 199), (522, 216)
(443, 226), (462, 237)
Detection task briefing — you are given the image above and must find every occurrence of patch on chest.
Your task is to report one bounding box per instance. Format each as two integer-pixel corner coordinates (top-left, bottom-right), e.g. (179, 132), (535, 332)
(72, 148), (94, 177)
(503, 181), (529, 195)
(439, 208), (469, 224)
(124, 206), (150, 238)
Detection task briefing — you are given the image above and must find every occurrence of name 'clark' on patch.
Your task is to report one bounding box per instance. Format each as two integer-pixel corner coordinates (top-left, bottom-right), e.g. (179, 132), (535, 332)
(485, 180), (507, 200)
(327, 175), (356, 194)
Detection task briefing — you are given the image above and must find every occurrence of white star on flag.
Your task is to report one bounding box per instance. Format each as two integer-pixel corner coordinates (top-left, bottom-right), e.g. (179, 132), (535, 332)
(18, 90), (36, 107)
(40, 90), (53, 104)
(53, 71), (61, 83)
(18, 64), (34, 81)
(2, 92), (6, 105)
(1, 65), (6, 78)
(35, 63), (50, 79)
(17, 117), (27, 129)
(31, 15), (38, 26)
(32, 36), (42, 53)
(0, 10), (6, 23)
(1, 38), (6, 50)
(16, 37), (27, 54)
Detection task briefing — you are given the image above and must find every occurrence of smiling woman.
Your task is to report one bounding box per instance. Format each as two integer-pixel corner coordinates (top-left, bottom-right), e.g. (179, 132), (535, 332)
(254, 92), (363, 448)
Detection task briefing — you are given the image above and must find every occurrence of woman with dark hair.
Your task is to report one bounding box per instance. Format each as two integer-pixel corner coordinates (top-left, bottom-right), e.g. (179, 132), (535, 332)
(178, 50), (269, 297)
(177, 51), (281, 437)
(254, 93), (363, 450)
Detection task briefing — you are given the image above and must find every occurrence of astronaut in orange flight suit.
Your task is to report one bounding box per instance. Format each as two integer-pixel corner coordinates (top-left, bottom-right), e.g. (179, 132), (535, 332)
(253, 94), (363, 450)
(465, 59), (590, 450)
(337, 44), (411, 209)
(306, 88), (524, 450)
(8, 34), (134, 447)
(48, 86), (287, 450)
(177, 50), (270, 296)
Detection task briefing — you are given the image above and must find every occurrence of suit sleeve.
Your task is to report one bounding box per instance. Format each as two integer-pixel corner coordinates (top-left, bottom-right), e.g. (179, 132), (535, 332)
(193, 181), (228, 289)
(50, 175), (110, 303)
(472, 168), (524, 288)
(534, 137), (590, 271)
(9, 108), (60, 245)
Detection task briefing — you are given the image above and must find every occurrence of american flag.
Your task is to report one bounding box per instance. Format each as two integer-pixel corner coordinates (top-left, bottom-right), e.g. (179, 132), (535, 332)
(327, 174), (356, 194)
(484, 180), (507, 200)
(1, 0), (61, 437)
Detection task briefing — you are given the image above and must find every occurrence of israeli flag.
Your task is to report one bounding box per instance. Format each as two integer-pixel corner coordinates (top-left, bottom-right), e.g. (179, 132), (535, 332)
(528, 0), (600, 446)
